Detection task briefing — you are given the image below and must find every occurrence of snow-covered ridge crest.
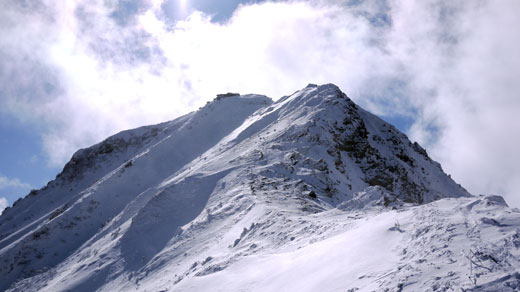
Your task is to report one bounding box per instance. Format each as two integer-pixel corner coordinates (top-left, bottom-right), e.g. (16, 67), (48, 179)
(1, 84), (518, 292)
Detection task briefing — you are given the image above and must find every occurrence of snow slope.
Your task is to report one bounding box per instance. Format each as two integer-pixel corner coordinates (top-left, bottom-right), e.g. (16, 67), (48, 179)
(1, 84), (518, 292)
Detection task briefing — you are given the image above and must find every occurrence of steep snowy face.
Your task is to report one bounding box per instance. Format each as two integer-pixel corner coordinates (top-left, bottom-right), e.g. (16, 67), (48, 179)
(0, 84), (507, 292)
(214, 83), (469, 206)
(0, 93), (272, 291)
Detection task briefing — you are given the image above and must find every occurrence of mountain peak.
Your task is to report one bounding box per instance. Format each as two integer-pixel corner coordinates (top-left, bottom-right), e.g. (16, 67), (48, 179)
(1, 84), (516, 292)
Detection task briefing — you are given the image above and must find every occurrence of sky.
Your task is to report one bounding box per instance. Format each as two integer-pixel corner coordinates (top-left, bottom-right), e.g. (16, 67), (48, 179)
(0, 0), (519, 212)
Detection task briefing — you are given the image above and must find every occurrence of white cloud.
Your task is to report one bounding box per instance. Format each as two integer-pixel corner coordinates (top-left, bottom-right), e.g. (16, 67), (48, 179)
(0, 175), (31, 190)
(0, 0), (396, 165)
(1, 0), (519, 206)
(0, 197), (7, 214)
(384, 1), (520, 207)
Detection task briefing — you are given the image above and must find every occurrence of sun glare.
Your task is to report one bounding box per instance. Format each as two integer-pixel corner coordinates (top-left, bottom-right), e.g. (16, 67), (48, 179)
(178, 0), (189, 16)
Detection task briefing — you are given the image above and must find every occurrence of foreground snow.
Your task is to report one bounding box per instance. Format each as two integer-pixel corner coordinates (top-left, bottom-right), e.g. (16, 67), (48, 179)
(1, 84), (518, 291)
(8, 194), (519, 292)
(172, 196), (520, 292)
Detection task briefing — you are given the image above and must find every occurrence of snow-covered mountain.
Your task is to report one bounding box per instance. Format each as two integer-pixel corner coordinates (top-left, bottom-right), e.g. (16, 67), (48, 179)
(1, 84), (519, 292)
